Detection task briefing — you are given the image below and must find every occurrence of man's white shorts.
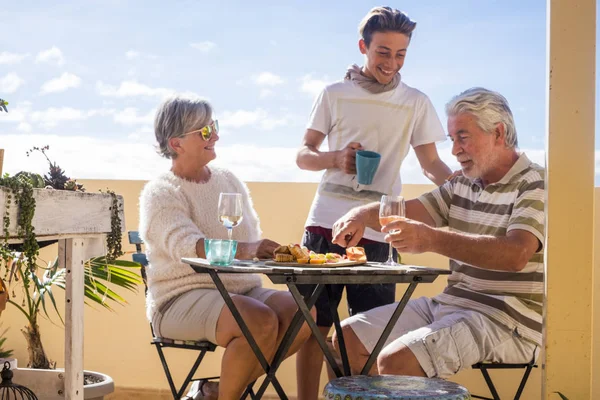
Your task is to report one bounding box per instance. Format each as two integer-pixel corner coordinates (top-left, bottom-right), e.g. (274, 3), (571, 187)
(342, 296), (537, 378)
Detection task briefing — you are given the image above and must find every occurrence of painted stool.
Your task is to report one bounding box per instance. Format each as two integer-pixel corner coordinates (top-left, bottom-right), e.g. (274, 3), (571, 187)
(323, 375), (471, 400)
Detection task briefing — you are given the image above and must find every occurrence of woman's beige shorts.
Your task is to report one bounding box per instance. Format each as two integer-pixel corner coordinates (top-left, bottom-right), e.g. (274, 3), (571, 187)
(152, 287), (278, 344)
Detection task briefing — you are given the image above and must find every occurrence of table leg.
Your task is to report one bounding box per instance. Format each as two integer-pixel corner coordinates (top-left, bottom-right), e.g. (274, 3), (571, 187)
(253, 283), (324, 399)
(361, 280), (419, 375)
(60, 238), (85, 400)
(287, 283), (344, 377)
(327, 285), (351, 376)
(207, 270), (287, 399)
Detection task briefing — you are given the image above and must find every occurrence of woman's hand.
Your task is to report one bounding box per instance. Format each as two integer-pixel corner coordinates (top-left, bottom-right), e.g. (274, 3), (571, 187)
(237, 239), (280, 260)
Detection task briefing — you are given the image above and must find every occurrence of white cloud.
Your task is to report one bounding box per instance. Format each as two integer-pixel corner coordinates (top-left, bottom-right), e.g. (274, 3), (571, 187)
(219, 108), (292, 132)
(252, 72), (284, 86)
(0, 133), (315, 182)
(0, 73), (25, 93)
(0, 130), (595, 185)
(30, 107), (87, 128)
(125, 50), (157, 61)
(28, 107), (115, 128)
(96, 80), (176, 98)
(35, 46), (65, 66)
(0, 133), (170, 180)
(125, 50), (140, 60)
(190, 41), (216, 52)
(0, 101), (31, 123)
(259, 89), (274, 99)
(0, 52), (29, 64)
(220, 109), (267, 129)
(113, 108), (155, 126)
(17, 122), (32, 132)
(213, 145), (320, 182)
(300, 74), (332, 97)
(40, 72), (82, 94)
(127, 126), (153, 140)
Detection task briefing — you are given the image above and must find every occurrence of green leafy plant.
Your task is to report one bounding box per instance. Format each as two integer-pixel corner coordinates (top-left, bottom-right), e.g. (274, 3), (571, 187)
(0, 148), (142, 368)
(26, 146), (85, 191)
(0, 324), (13, 359)
(0, 174), (39, 274)
(5, 254), (142, 368)
(0, 99), (8, 113)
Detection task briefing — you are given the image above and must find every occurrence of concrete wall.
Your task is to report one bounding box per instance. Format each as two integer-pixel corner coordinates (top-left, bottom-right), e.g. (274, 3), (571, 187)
(3, 180), (598, 399)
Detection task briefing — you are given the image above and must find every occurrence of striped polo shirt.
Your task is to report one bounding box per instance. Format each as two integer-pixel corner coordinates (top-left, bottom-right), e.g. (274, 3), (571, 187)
(418, 153), (545, 345)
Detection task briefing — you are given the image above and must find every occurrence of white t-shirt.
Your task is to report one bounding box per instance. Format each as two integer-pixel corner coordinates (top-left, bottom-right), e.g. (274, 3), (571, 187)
(305, 79), (446, 242)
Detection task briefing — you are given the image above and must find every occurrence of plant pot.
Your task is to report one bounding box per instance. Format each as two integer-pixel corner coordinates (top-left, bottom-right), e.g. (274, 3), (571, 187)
(12, 368), (114, 400)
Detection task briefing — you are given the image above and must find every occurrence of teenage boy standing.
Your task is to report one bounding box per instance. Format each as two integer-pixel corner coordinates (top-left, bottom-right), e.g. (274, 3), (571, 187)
(295, 6), (454, 399)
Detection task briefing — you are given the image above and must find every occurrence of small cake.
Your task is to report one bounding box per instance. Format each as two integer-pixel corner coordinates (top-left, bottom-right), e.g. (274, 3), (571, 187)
(288, 243), (310, 260)
(273, 245), (291, 255)
(275, 253), (295, 262)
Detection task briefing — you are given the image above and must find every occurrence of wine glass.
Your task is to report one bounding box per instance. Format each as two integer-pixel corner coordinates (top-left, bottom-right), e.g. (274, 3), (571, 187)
(218, 193), (243, 240)
(379, 195), (406, 266)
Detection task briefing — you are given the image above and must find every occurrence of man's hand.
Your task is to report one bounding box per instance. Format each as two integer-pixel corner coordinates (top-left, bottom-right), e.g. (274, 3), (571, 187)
(332, 210), (366, 248)
(447, 170), (463, 181)
(382, 218), (436, 254)
(237, 239), (280, 260)
(334, 142), (363, 174)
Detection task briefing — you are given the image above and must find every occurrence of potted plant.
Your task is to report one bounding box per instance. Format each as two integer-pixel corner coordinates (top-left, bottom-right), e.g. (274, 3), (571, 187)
(0, 146), (143, 399)
(0, 323), (17, 370)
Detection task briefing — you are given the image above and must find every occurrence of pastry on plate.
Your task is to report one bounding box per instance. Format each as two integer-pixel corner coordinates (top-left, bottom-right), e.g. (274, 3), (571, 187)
(275, 253), (295, 262)
(288, 243), (310, 260)
(346, 246), (367, 262)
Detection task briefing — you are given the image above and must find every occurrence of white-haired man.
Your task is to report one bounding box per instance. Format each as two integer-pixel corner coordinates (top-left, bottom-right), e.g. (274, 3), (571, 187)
(331, 87), (544, 378)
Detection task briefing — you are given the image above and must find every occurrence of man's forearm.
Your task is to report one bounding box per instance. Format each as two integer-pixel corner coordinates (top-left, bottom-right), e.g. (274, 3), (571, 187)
(297, 146), (339, 171)
(422, 158), (453, 186)
(430, 229), (530, 272)
(354, 202), (382, 231)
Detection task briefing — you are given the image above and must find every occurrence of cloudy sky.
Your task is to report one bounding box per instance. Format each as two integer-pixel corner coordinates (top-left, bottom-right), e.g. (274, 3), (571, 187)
(0, 0), (597, 184)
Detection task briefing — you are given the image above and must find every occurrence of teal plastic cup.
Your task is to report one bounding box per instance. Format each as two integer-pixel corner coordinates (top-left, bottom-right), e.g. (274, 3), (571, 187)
(355, 150), (381, 185)
(204, 239), (238, 266)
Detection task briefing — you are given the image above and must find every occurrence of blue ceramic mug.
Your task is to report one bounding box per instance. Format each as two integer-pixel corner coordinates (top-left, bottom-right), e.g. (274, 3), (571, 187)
(355, 150), (381, 185)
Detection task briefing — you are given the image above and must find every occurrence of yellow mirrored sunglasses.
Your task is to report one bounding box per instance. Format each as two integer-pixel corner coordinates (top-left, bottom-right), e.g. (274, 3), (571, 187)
(183, 120), (219, 141)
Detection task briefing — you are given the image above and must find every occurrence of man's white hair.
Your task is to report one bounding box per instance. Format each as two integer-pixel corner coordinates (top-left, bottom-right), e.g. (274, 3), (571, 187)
(446, 87), (518, 148)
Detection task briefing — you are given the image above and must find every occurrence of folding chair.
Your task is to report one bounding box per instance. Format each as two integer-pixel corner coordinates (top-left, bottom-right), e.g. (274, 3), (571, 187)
(128, 231), (256, 400)
(470, 348), (538, 400)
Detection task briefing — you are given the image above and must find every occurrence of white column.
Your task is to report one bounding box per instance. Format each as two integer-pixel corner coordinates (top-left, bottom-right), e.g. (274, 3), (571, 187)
(60, 238), (86, 400)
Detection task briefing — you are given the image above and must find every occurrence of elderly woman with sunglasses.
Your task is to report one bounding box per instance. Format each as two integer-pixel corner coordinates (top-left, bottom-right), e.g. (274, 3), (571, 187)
(139, 95), (315, 400)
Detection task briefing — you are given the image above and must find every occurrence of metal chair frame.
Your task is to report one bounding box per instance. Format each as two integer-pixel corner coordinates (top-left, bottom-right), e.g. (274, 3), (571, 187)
(128, 231), (257, 399)
(470, 349), (538, 400)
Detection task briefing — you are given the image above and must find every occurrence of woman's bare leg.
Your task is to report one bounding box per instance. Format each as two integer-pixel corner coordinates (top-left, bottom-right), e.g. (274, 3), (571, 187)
(215, 295), (279, 400)
(264, 291), (316, 359)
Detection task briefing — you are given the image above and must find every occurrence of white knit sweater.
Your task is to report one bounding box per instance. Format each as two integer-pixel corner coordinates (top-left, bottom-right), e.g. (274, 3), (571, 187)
(139, 167), (262, 321)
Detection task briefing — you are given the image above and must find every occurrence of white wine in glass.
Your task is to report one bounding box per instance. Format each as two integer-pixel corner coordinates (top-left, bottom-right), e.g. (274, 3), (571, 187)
(379, 195), (406, 266)
(218, 193), (243, 240)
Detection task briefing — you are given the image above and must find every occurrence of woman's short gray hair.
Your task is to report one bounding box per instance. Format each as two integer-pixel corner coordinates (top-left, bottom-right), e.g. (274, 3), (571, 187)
(154, 95), (213, 159)
(445, 87), (518, 148)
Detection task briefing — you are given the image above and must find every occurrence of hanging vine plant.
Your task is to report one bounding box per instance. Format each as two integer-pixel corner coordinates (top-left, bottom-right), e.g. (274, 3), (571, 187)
(0, 146), (142, 369)
(103, 189), (123, 264)
(0, 174), (39, 274)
